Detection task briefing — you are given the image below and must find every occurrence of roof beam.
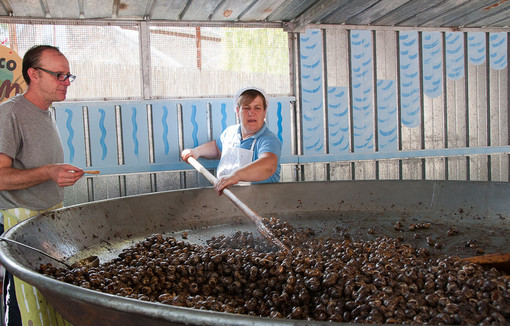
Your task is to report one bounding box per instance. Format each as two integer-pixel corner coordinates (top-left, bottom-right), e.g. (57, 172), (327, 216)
(289, 0), (350, 32)
(0, 0), (12, 16)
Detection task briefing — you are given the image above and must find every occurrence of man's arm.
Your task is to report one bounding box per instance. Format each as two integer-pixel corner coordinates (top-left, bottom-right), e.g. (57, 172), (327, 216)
(0, 153), (84, 190)
(181, 140), (221, 162)
(213, 152), (278, 195)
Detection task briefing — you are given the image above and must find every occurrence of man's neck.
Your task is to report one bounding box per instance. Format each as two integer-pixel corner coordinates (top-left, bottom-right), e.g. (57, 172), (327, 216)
(23, 90), (50, 111)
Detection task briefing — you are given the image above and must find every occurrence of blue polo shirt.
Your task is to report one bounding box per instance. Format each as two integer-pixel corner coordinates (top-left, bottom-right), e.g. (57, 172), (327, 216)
(216, 123), (282, 183)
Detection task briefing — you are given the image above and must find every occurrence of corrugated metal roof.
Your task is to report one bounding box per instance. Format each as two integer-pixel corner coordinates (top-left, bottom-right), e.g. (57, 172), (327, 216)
(0, 0), (509, 31)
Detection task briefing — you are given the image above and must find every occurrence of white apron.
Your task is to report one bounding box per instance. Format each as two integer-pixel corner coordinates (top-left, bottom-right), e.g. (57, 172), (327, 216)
(216, 136), (257, 185)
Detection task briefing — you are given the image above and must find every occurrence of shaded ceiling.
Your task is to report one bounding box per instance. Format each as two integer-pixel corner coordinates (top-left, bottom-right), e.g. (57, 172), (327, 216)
(0, 0), (509, 31)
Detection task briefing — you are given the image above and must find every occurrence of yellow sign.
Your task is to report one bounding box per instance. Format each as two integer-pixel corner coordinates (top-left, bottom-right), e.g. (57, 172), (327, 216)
(0, 44), (26, 103)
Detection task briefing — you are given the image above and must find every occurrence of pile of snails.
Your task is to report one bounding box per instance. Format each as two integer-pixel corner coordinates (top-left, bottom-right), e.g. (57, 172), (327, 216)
(39, 217), (509, 324)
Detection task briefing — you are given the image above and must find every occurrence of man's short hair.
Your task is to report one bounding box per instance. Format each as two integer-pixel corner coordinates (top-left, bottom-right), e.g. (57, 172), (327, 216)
(237, 89), (267, 110)
(22, 45), (62, 85)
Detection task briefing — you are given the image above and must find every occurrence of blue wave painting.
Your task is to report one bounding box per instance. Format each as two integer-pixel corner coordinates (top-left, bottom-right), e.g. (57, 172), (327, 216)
(327, 87), (350, 153)
(220, 103), (227, 131)
(131, 107), (139, 156)
(445, 32), (464, 80)
(490, 32), (507, 70)
(377, 80), (398, 151)
(190, 105), (199, 147)
(276, 102), (283, 144)
(422, 32), (442, 98)
(468, 32), (486, 65)
(65, 109), (75, 163)
(161, 106), (170, 155)
(399, 31), (420, 128)
(300, 29), (324, 153)
(98, 109), (107, 160)
(351, 30), (373, 152)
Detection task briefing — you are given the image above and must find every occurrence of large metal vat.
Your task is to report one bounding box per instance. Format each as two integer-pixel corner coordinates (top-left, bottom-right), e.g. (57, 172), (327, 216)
(0, 180), (509, 325)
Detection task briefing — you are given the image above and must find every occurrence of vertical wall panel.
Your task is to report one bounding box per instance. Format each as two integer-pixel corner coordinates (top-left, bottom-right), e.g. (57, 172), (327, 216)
(422, 31), (446, 180)
(376, 30), (399, 180)
(87, 104), (118, 169)
(155, 171), (183, 192)
(63, 177), (89, 206)
(327, 86), (350, 154)
(445, 32), (468, 180)
(300, 29), (325, 155)
(399, 31), (423, 179)
(90, 175), (121, 201)
(300, 29), (327, 181)
(125, 174), (153, 196)
(53, 101), (91, 203)
(467, 32), (489, 181)
(489, 32), (509, 181)
(120, 102), (152, 196)
(376, 79), (398, 152)
(303, 163), (329, 181)
(210, 99), (236, 140)
(86, 104), (121, 199)
(266, 98), (295, 163)
(151, 101), (180, 165)
(181, 101), (209, 150)
(399, 31), (421, 132)
(181, 100), (212, 188)
(54, 103), (87, 168)
(402, 158), (423, 180)
(119, 102), (150, 168)
(355, 161), (377, 180)
(326, 30), (350, 86)
(326, 29), (353, 180)
(351, 30), (376, 180)
(329, 162), (352, 180)
(351, 30), (374, 153)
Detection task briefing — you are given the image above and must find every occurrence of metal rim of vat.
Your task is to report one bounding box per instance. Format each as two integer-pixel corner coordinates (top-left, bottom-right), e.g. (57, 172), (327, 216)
(0, 180), (509, 325)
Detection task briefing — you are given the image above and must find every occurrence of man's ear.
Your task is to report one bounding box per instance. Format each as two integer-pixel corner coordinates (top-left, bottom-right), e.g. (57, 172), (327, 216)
(27, 67), (39, 83)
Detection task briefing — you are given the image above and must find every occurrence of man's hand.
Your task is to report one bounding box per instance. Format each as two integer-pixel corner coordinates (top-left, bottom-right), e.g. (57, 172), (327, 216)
(214, 173), (241, 196)
(181, 149), (196, 163)
(47, 164), (84, 187)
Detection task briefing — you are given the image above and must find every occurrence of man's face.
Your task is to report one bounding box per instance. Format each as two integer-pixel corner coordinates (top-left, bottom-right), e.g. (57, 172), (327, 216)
(33, 50), (71, 103)
(237, 95), (266, 138)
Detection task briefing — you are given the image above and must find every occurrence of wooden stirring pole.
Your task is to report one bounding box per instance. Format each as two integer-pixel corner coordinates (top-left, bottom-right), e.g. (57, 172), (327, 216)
(461, 252), (510, 274)
(187, 157), (290, 253)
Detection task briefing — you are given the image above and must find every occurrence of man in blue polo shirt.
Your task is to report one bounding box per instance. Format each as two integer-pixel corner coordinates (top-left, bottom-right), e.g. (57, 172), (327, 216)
(181, 86), (281, 195)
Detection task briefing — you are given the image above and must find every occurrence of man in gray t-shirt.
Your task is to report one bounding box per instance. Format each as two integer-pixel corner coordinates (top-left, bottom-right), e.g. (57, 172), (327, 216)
(0, 95), (68, 210)
(0, 45), (84, 326)
(0, 45), (84, 210)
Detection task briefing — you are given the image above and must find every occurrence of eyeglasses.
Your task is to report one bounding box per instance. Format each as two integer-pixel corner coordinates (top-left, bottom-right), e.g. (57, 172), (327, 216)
(33, 67), (76, 82)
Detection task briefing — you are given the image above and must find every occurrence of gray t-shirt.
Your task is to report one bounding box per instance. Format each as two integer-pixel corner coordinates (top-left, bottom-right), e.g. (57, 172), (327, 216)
(0, 94), (64, 210)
